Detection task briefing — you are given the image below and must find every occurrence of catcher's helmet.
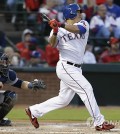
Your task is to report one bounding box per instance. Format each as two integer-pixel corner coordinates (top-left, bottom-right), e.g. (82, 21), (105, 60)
(0, 53), (10, 77)
(63, 3), (81, 20)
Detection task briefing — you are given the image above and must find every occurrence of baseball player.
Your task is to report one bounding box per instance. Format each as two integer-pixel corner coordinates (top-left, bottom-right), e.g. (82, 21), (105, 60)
(0, 53), (46, 126)
(25, 4), (114, 131)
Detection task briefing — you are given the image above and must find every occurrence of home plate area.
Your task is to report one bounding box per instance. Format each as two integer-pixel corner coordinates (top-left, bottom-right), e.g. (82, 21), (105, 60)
(0, 121), (120, 134)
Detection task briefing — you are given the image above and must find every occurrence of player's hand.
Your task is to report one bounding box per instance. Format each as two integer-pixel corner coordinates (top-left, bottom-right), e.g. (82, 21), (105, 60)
(30, 79), (46, 91)
(0, 82), (3, 89)
(49, 19), (59, 28)
(49, 19), (63, 27)
(49, 19), (59, 34)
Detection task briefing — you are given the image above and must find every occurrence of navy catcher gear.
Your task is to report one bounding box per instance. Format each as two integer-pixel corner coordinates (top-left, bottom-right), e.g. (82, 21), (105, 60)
(63, 3), (82, 20)
(0, 53), (10, 77)
(0, 90), (17, 120)
(0, 118), (12, 126)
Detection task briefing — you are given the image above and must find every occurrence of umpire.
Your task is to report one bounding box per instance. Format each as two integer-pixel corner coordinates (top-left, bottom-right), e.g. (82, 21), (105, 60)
(0, 53), (46, 126)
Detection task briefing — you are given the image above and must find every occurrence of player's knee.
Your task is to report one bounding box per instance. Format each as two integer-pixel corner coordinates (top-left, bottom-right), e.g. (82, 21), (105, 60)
(4, 90), (17, 105)
(80, 84), (93, 102)
(0, 90), (17, 120)
(59, 96), (70, 106)
(85, 83), (93, 93)
(64, 100), (70, 106)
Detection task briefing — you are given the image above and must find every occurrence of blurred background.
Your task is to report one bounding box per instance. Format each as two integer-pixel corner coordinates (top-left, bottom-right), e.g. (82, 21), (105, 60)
(0, 0), (120, 106)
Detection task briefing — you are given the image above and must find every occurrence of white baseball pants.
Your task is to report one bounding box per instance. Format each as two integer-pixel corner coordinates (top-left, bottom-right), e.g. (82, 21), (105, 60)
(30, 60), (105, 126)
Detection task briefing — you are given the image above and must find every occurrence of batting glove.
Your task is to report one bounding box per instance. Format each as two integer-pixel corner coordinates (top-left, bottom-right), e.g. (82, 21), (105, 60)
(49, 19), (59, 34)
(49, 19), (65, 28)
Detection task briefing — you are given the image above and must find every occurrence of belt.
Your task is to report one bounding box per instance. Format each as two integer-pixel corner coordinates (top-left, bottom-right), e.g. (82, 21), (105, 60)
(66, 61), (81, 68)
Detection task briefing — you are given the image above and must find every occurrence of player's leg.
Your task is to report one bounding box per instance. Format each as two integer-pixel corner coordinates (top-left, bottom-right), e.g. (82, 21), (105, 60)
(0, 90), (17, 126)
(29, 80), (75, 118)
(58, 61), (114, 130)
(74, 75), (114, 130)
(73, 75), (105, 126)
(26, 80), (75, 128)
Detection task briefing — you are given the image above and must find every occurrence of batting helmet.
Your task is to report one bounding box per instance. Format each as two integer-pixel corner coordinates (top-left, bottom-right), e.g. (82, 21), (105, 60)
(63, 3), (81, 20)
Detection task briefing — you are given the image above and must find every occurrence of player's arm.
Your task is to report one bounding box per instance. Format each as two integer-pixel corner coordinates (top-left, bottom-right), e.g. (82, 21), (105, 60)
(8, 70), (46, 91)
(49, 19), (87, 35)
(21, 80), (46, 90)
(21, 81), (30, 90)
(49, 32), (58, 47)
(63, 24), (86, 34)
(49, 20), (59, 47)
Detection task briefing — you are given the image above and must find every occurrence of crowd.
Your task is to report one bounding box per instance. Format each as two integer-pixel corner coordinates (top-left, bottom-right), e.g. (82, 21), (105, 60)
(1, 0), (120, 67)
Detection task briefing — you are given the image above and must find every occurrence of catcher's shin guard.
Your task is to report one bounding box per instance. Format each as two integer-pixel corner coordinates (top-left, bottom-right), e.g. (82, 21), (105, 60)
(0, 90), (17, 120)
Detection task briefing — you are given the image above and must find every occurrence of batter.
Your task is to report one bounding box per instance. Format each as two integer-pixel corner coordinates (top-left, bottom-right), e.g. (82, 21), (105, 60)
(25, 3), (115, 131)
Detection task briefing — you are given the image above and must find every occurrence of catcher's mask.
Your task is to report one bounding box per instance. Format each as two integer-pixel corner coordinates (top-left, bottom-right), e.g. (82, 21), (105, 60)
(0, 53), (10, 77)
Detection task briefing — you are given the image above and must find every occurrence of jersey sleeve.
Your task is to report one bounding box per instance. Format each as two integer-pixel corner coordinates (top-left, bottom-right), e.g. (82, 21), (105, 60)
(7, 69), (23, 88)
(76, 20), (89, 34)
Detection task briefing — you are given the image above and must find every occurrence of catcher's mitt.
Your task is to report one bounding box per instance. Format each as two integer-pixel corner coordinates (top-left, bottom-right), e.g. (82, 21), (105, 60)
(30, 79), (46, 91)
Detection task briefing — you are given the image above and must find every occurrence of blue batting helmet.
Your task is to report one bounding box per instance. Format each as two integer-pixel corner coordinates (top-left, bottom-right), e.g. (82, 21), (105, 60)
(63, 3), (81, 20)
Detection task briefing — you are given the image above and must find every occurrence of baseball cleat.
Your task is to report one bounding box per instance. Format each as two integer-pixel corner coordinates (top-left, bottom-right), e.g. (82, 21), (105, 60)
(25, 108), (39, 129)
(95, 121), (115, 131)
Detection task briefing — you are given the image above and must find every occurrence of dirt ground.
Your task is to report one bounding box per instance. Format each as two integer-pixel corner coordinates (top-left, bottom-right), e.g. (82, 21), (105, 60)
(0, 121), (120, 134)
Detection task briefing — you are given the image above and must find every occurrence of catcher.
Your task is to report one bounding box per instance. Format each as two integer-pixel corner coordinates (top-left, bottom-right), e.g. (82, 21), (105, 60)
(0, 52), (46, 126)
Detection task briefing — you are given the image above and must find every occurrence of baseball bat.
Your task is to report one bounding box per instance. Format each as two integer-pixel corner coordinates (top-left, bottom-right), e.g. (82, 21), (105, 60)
(41, 13), (51, 22)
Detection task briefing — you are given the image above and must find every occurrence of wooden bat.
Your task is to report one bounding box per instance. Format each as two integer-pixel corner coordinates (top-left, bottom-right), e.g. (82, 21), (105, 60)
(41, 13), (51, 22)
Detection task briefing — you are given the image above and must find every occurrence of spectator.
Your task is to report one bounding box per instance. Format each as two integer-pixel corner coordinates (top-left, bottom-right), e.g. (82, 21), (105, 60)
(24, 0), (41, 12)
(28, 37), (46, 67)
(39, 0), (58, 20)
(5, 0), (25, 30)
(6, 0), (16, 11)
(52, 0), (65, 23)
(116, 17), (120, 28)
(83, 41), (97, 64)
(90, 4), (120, 38)
(37, 0), (59, 36)
(99, 37), (120, 63)
(105, 0), (120, 19)
(96, 0), (106, 5)
(45, 44), (59, 66)
(24, 0), (41, 28)
(16, 29), (33, 61)
(4, 47), (24, 67)
(5, 0), (16, 22)
(79, 0), (96, 22)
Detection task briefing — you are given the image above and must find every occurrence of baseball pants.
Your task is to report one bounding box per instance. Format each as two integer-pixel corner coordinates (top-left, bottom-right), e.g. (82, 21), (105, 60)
(30, 60), (105, 126)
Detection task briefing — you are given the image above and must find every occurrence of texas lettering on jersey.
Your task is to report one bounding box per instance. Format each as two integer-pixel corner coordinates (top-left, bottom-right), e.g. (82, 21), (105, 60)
(61, 33), (85, 42)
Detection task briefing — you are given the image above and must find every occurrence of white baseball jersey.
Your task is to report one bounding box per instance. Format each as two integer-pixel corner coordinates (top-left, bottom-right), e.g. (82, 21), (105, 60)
(30, 19), (105, 127)
(49, 20), (89, 64)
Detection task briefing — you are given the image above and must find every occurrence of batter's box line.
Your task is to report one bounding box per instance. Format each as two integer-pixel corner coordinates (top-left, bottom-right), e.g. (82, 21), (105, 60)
(48, 132), (85, 134)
